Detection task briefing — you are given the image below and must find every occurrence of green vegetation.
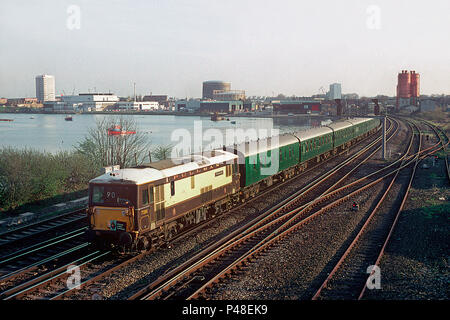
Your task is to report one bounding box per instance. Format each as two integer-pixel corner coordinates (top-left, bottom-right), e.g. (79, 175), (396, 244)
(0, 116), (173, 214)
(151, 144), (173, 161)
(0, 147), (99, 213)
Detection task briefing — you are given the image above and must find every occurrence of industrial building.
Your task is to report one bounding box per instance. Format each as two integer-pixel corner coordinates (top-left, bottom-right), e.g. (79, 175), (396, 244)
(35, 75), (56, 102)
(49, 93), (119, 111)
(114, 101), (159, 111)
(143, 95), (169, 108)
(202, 81), (231, 99)
(272, 100), (321, 114)
(199, 100), (243, 113)
(396, 70), (420, 109)
(212, 90), (245, 101)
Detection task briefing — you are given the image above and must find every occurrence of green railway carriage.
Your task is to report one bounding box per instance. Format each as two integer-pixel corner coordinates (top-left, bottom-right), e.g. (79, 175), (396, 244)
(347, 118), (377, 140)
(329, 118), (380, 148)
(232, 134), (300, 187)
(328, 120), (355, 147)
(293, 126), (334, 163)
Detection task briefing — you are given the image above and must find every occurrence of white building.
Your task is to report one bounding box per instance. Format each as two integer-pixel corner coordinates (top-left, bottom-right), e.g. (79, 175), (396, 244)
(328, 83), (342, 100)
(35, 75), (56, 102)
(51, 93), (119, 111)
(115, 101), (159, 111)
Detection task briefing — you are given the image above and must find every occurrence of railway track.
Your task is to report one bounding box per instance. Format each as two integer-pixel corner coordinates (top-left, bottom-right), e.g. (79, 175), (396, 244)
(0, 209), (87, 259)
(0, 119), (392, 300)
(310, 119), (420, 299)
(127, 118), (404, 300)
(309, 119), (446, 300)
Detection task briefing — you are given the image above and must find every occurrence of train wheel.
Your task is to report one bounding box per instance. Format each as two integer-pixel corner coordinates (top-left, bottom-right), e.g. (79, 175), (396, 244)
(137, 236), (149, 252)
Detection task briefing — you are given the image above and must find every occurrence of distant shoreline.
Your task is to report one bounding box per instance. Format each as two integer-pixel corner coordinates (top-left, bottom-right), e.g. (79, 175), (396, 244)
(0, 109), (333, 119)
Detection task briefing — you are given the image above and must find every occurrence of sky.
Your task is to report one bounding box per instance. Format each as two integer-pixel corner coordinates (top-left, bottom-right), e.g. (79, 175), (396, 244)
(0, 0), (449, 98)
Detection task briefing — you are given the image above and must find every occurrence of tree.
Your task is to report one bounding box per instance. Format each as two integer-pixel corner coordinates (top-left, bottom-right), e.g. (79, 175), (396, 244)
(75, 116), (151, 168)
(151, 144), (173, 161)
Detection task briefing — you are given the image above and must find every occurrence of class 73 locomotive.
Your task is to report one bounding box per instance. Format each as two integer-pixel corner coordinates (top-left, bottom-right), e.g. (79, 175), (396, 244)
(86, 118), (380, 252)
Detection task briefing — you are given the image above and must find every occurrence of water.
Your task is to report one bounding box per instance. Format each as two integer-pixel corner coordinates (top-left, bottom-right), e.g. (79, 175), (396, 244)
(0, 113), (327, 154)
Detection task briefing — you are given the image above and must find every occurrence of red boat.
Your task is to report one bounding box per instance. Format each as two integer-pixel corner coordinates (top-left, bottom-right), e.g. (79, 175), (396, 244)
(0, 119), (14, 122)
(107, 125), (136, 136)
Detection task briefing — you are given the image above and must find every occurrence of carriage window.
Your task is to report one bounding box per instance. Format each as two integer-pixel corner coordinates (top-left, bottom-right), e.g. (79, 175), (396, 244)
(191, 175), (195, 189)
(154, 185), (164, 202)
(226, 165), (231, 177)
(141, 188), (149, 205)
(149, 186), (154, 203)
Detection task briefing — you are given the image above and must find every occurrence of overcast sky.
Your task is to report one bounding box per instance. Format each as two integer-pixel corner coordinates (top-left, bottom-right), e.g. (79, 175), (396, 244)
(1, 0), (449, 98)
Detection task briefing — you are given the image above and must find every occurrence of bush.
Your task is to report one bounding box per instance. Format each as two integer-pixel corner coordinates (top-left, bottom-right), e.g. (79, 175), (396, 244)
(0, 147), (100, 212)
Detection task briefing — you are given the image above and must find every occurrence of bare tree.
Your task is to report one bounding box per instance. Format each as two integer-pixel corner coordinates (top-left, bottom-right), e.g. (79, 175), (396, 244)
(76, 116), (151, 168)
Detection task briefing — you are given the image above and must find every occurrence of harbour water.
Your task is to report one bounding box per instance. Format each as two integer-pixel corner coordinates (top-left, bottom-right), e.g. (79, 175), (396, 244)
(0, 114), (329, 154)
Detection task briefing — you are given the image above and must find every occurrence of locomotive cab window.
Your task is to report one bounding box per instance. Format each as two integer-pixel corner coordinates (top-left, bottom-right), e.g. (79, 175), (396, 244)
(92, 186), (104, 203)
(90, 184), (136, 207)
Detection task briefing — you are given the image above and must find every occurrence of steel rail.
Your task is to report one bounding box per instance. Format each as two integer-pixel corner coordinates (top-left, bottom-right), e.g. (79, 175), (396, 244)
(311, 120), (418, 300)
(0, 227), (86, 267)
(0, 209), (87, 249)
(310, 119), (447, 300)
(2, 250), (110, 300)
(357, 121), (425, 300)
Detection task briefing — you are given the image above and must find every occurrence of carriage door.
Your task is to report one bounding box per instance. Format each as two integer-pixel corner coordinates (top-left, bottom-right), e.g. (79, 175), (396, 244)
(154, 184), (165, 225)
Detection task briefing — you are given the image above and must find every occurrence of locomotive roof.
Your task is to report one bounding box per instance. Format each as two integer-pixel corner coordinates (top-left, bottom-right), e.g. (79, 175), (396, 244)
(90, 149), (238, 185)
